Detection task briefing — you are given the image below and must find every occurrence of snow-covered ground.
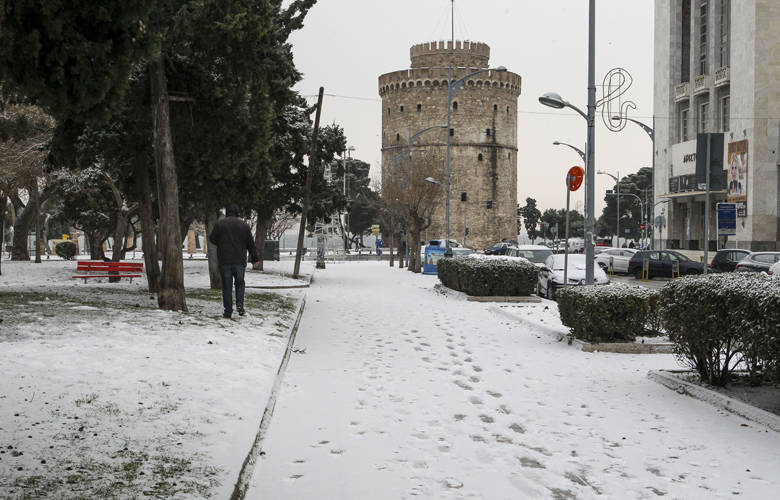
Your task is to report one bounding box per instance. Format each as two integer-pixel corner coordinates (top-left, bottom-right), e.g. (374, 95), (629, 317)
(0, 259), (309, 498)
(249, 262), (780, 499)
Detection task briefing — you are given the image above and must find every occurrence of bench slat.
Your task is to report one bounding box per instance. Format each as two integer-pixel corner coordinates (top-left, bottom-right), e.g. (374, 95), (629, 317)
(73, 260), (144, 282)
(72, 274), (143, 279)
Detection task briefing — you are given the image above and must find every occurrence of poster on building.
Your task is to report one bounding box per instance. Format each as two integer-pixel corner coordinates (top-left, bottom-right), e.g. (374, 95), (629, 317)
(727, 139), (748, 202)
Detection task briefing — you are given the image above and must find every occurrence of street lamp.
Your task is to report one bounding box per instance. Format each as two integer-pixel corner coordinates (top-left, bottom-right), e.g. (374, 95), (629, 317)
(597, 170), (620, 246)
(445, 65), (507, 256)
(552, 141), (586, 163)
(611, 114), (655, 247)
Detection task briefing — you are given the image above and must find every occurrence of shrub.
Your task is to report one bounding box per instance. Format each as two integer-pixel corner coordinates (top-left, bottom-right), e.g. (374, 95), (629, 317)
(557, 283), (655, 343)
(659, 273), (780, 386)
(54, 241), (78, 260)
(437, 254), (538, 296)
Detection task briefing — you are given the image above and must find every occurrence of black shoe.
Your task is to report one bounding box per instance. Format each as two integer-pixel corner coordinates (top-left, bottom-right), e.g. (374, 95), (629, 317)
(223, 311), (232, 319)
(238, 308), (245, 317)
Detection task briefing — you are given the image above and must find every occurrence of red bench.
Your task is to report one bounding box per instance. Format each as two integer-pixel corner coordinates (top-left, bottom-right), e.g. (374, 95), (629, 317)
(72, 261), (144, 283)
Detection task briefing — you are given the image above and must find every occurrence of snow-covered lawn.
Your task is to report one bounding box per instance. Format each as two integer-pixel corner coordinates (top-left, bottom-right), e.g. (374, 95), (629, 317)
(249, 262), (780, 499)
(0, 259), (308, 498)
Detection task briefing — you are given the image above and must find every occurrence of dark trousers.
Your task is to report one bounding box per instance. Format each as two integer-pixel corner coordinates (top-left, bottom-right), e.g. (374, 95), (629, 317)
(219, 264), (245, 314)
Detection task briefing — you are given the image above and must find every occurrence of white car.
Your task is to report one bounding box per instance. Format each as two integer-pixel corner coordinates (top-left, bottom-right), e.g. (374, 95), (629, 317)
(594, 248), (638, 274)
(506, 245), (553, 267)
(537, 254), (610, 300)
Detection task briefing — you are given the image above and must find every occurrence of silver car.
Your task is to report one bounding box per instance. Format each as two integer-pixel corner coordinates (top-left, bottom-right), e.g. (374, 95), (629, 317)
(594, 248), (638, 274)
(537, 254), (610, 300)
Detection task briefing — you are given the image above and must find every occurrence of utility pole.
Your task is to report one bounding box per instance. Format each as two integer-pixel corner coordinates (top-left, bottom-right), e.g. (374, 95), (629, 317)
(293, 87), (324, 279)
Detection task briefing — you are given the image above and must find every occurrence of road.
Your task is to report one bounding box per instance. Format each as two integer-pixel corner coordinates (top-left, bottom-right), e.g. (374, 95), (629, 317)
(246, 262), (780, 499)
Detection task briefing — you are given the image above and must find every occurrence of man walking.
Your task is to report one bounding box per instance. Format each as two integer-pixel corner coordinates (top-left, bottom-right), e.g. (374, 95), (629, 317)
(209, 204), (260, 318)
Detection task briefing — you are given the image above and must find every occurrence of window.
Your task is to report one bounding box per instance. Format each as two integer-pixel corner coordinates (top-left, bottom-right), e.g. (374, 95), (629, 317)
(720, 0), (730, 67)
(486, 128), (491, 137)
(396, 133), (400, 142)
(416, 103), (422, 112)
(387, 107), (390, 115)
(477, 153), (483, 162)
(493, 104), (498, 111)
(699, 1), (708, 75)
(399, 105), (404, 112)
(698, 100), (709, 133)
(486, 201), (493, 209)
(506, 106), (510, 116)
(460, 192), (467, 202)
(452, 101), (458, 110)
(508, 152), (511, 160)
(449, 128), (454, 137)
(680, 108), (690, 141)
(720, 94), (729, 132)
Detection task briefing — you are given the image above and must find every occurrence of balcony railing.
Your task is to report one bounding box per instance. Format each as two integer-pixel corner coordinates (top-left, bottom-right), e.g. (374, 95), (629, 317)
(693, 74), (709, 95)
(674, 82), (690, 102)
(714, 66), (730, 87)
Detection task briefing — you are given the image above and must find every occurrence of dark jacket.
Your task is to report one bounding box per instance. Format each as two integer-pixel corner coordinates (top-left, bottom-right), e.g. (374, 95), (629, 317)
(209, 216), (259, 265)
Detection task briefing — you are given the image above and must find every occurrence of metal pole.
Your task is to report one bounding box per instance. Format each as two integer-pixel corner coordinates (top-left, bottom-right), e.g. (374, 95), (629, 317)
(564, 175), (570, 286)
(704, 133), (711, 273)
(650, 115), (656, 249)
(616, 171), (620, 247)
(445, 66), (453, 257)
(584, 0), (596, 285)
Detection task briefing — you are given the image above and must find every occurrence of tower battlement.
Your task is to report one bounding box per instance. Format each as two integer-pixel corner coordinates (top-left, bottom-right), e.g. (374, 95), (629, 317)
(410, 40), (490, 69)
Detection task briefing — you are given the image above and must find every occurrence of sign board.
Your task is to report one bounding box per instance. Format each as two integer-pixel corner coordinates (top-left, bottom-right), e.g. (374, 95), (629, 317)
(422, 244), (446, 275)
(735, 202), (747, 218)
(640, 223), (646, 230)
(717, 203), (737, 236)
(625, 228), (630, 234)
(566, 166), (584, 192)
(371, 224), (380, 235)
(727, 140), (748, 203)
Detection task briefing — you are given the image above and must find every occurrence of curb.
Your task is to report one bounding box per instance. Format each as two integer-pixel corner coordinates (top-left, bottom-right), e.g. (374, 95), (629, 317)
(648, 370), (780, 433)
(246, 267), (315, 290)
(229, 295), (308, 500)
(491, 305), (675, 354)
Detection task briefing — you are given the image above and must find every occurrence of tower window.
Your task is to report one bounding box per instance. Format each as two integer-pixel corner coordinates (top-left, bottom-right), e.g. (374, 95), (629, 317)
(508, 152), (511, 160)
(416, 103), (422, 112)
(449, 128), (454, 136)
(486, 201), (493, 209)
(506, 106), (510, 116)
(461, 192), (467, 202)
(493, 104), (498, 111)
(396, 133), (400, 142)
(452, 101), (458, 110)
(478, 153), (483, 162)
(486, 128), (491, 137)
(400, 105), (404, 112)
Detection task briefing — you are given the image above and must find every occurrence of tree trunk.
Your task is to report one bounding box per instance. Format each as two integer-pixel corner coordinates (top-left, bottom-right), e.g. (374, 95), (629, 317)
(87, 232), (107, 260)
(206, 212), (221, 290)
(108, 211), (130, 282)
(254, 214), (268, 272)
(135, 164), (160, 293)
(0, 194), (6, 275)
(32, 182), (42, 263)
(11, 201), (34, 261)
(410, 229), (422, 273)
(150, 55), (187, 312)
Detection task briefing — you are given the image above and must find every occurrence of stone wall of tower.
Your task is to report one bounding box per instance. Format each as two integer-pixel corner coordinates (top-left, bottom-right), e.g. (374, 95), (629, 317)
(379, 41), (521, 250)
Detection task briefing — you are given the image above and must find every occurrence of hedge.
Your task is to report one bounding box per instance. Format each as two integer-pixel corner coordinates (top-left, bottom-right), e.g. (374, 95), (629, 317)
(557, 283), (656, 343)
(437, 254), (538, 296)
(659, 273), (780, 386)
(54, 241), (78, 260)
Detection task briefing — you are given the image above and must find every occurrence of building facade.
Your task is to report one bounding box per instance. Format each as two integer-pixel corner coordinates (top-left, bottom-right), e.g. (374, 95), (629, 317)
(378, 41), (522, 250)
(654, 0), (779, 251)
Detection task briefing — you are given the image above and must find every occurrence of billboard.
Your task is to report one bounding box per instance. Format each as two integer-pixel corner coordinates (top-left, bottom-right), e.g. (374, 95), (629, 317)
(695, 133), (725, 190)
(717, 203), (737, 237)
(727, 139), (748, 203)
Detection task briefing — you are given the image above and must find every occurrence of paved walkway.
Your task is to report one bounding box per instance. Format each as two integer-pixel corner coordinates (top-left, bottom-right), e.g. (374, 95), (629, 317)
(247, 262), (780, 499)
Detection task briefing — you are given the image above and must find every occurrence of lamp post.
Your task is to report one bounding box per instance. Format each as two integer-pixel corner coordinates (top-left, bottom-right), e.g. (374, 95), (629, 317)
(597, 170), (621, 246)
(611, 115), (655, 248)
(537, 0), (596, 284)
(606, 190), (645, 247)
(445, 65), (507, 256)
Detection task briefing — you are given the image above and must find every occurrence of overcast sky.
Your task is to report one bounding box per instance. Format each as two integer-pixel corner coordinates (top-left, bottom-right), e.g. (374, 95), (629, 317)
(286, 0), (655, 216)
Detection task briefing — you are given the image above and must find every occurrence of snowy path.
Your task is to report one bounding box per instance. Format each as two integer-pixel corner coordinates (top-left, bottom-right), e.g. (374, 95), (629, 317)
(248, 262), (780, 499)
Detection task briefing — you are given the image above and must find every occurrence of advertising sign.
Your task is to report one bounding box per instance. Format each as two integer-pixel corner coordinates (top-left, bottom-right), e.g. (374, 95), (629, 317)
(727, 140), (748, 202)
(422, 244), (446, 275)
(717, 203), (737, 236)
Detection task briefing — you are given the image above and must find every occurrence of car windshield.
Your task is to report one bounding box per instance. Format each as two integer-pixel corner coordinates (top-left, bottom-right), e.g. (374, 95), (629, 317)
(552, 255), (584, 270)
(669, 251), (690, 261)
(518, 249), (552, 263)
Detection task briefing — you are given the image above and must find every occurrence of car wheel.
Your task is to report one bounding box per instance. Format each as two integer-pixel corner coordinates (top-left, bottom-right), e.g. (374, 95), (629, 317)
(686, 268), (700, 275)
(633, 268), (643, 280)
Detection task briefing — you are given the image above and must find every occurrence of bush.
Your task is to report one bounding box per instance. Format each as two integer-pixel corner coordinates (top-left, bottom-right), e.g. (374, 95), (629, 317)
(659, 273), (780, 386)
(557, 283), (656, 343)
(54, 241), (78, 260)
(437, 255), (538, 296)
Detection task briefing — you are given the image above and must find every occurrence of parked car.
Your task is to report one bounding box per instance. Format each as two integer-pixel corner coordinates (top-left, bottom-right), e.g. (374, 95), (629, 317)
(735, 251), (780, 273)
(709, 248), (751, 272)
(595, 248), (638, 274)
(505, 245), (553, 267)
(627, 250), (704, 279)
(769, 260), (780, 276)
(537, 254), (610, 300)
(485, 240), (518, 255)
